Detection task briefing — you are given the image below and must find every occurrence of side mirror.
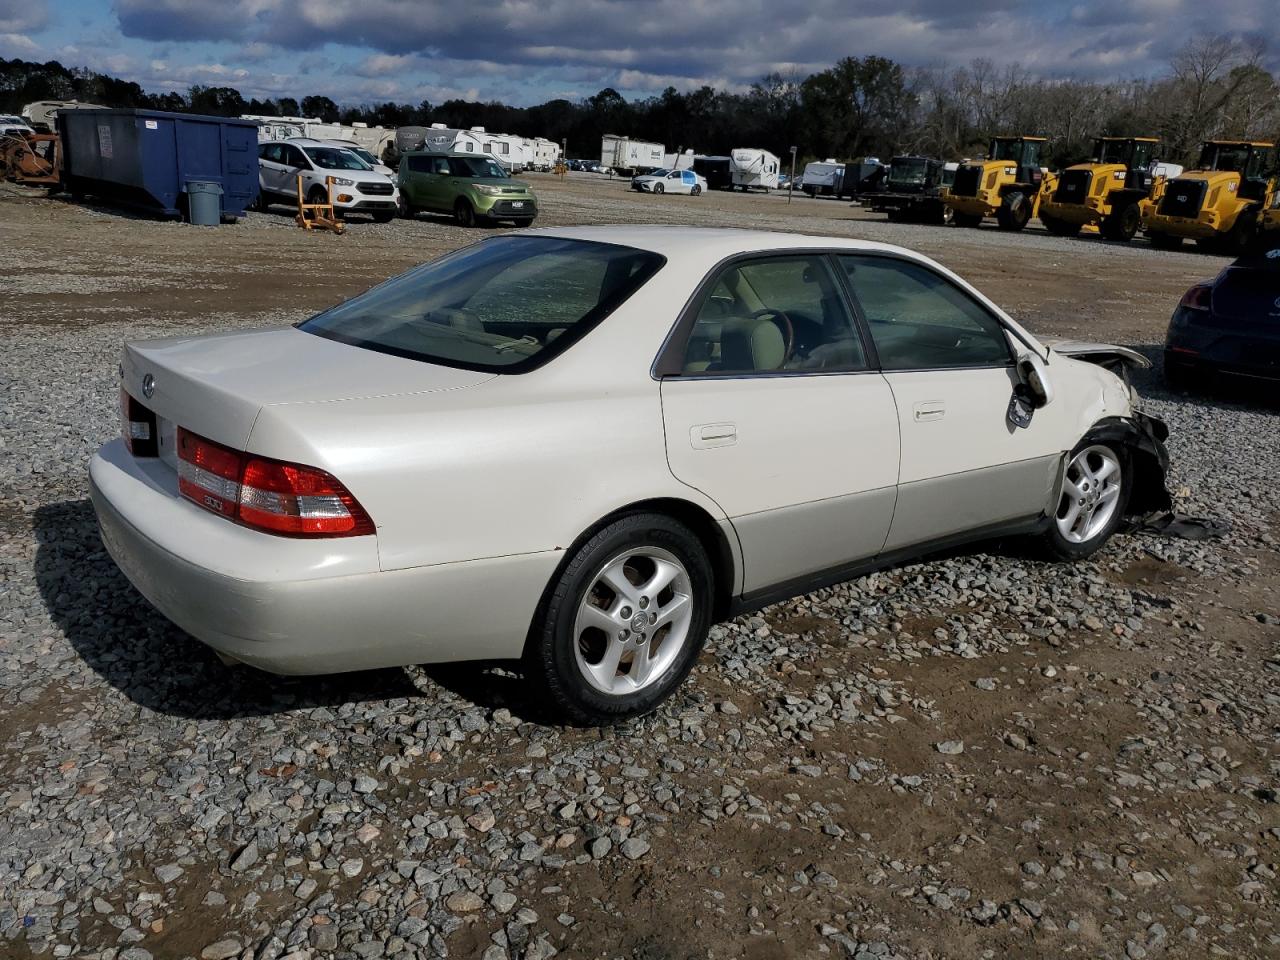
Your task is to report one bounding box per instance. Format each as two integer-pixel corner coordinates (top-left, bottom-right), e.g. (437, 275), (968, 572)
(1017, 352), (1054, 408)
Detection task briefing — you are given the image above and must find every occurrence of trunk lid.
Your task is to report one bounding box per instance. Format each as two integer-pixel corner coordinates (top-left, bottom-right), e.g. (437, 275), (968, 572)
(122, 326), (495, 452)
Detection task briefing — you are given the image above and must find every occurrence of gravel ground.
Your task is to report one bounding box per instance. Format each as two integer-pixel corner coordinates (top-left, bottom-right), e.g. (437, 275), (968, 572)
(2, 175), (1278, 960)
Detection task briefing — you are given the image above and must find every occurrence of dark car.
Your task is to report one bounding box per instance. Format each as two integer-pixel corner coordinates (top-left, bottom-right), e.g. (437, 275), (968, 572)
(1164, 245), (1280, 388)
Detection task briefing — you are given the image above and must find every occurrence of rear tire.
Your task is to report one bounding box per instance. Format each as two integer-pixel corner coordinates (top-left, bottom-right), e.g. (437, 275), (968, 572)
(525, 513), (714, 726)
(996, 191), (1032, 231)
(1148, 230), (1182, 250)
(1102, 202), (1141, 241)
(1040, 213), (1081, 237)
(1163, 358), (1198, 393)
(1037, 440), (1131, 562)
(691, 185), (701, 196)
(1219, 210), (1257, 255)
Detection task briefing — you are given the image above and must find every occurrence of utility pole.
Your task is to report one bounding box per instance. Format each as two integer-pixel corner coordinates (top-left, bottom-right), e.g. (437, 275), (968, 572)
(788, 146), (797, 204)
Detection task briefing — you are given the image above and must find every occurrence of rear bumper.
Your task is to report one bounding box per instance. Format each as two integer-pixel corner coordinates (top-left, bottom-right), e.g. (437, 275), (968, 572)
(1165, 347), (1280, 382)
(89, 440), (558, 674)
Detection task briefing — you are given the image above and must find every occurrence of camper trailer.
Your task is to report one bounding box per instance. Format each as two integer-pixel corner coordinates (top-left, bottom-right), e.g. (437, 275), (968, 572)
(22, 99), (104, 132)
(479, 131), (528, 172)
(800, 159), (845, 197)
(663, 150), (697, 172)
(533, 137), (561, 171)
(601, 135), (666, 175)
(731, 148), (780, 191)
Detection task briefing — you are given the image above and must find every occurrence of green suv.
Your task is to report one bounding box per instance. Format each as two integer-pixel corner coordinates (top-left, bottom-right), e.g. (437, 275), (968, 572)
(398, 152), (538, 226)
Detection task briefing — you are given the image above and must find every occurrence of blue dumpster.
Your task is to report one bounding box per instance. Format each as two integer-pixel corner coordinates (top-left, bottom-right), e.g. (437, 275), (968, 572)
(58, 108), (259, 221)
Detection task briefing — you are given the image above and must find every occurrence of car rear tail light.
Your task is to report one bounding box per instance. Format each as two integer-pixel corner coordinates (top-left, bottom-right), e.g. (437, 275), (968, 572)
(1179, 283), (1212, 311)
(177, 429), (241, 518)
(120, 390), (158, 457)
(239, 457), (374, 536)
(176, 428), (374, 537)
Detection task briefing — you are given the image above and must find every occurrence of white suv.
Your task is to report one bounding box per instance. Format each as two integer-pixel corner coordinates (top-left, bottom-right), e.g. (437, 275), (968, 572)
(256, 138), (399, 222)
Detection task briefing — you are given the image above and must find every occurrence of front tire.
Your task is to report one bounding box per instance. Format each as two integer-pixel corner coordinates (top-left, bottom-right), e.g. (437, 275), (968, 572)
(525, 513), (714, 725)
(654, 182), (664, 194)
(454, 199), (476, 227)
(1102, 202), (1141, 241)
(996, 191), (1032, 231)
(1039, 441), (1130, 561)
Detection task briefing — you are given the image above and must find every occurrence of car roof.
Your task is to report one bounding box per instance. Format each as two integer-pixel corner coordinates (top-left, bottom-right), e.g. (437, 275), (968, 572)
(521, 225), (923, 261)
(403, 150), (491, 158)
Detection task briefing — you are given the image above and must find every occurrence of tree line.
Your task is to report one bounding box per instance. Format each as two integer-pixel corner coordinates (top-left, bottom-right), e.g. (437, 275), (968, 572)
(3, 36), (1277, 169)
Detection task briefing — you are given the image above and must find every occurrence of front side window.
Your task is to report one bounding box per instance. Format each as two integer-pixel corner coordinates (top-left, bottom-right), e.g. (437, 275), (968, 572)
(678, 256), (865, 374)
(839, 256), (1012, 371)
(299, 237), (665, 373)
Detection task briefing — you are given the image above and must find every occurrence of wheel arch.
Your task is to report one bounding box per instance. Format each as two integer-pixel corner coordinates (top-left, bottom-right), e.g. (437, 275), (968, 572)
(1079, 414), (1172, 516)
(524, 497), (739, 658)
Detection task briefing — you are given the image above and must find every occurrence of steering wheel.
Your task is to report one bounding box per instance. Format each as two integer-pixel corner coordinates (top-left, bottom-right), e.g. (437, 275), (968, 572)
(748, 308), (795, 365)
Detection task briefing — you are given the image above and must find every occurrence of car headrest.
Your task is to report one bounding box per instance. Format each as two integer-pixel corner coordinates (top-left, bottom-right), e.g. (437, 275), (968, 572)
(720, 316), (785, 372)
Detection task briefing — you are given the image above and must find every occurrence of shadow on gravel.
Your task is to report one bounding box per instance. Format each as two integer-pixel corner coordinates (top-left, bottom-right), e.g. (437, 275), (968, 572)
(33, 499), (426, 720)
(1127, 342), (1280, 412)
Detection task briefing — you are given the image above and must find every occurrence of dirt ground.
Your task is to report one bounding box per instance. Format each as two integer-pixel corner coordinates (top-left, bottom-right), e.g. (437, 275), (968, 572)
(2, 173), (1277, 960)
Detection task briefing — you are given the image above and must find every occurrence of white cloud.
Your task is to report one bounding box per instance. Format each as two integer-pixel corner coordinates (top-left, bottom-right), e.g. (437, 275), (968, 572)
(0, 31), (38, 55)
(0, 0), (46, 33)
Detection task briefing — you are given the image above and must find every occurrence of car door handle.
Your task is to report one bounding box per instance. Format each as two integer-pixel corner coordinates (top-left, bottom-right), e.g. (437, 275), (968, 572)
(691, 423), (736, 449)
(913, 401), (946, 422)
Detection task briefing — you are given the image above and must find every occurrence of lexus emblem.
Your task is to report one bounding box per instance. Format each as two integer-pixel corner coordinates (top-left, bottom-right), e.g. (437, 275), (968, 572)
(1267, 248), (1280, 259)
(141, 373), (156, 399)
(1176, 194), (1187, 202)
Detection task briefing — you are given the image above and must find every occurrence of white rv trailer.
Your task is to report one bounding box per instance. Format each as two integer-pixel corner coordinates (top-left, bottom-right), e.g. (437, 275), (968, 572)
(533, 137), (561, 171)
(730, 148), (780, 191)
(800, 158), (845, 196)
(662, 150), (696, 171)
(601, 134), (665, 175)
(22, 99), (104, 132)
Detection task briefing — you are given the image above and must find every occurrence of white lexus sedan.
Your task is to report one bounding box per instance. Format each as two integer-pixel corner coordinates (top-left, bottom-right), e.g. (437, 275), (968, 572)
(91, 227), (1171, 725)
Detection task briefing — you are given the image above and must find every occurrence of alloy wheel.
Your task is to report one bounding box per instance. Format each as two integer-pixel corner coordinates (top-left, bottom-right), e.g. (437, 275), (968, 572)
(572, 547), (693, 696)
(1056, 445), (1123, 544)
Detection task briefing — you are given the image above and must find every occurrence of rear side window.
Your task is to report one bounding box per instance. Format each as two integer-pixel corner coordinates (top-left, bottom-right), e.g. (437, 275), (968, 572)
(678, 256), (866, 374)
(839, 256), (1012, 370)
(407, 155), (431, 173)
(299, 236), (665, 373)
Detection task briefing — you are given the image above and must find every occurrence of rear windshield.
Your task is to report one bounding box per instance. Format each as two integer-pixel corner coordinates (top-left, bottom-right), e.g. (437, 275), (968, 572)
(299, 236), (666, 373)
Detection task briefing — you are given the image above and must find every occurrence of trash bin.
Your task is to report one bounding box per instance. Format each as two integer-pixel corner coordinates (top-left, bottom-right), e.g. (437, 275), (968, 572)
(186, 180), (223, 225)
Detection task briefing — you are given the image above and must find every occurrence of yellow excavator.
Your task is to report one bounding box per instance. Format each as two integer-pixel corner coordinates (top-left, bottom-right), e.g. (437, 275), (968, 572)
(1142, 140), (1277, 253)
(945, 136), (1050, 230)
(1038, 137), (1165, 241)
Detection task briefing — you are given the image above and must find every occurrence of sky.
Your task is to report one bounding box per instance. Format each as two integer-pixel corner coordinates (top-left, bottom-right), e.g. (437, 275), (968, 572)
(1, 0), (1275, 107)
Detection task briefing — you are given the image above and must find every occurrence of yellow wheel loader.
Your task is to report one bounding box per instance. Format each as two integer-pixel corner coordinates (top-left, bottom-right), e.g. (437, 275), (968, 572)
(944, 136), (1049, 231)
(1142, 140), (1276, 253)
(1038, 137), (1163, 241)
